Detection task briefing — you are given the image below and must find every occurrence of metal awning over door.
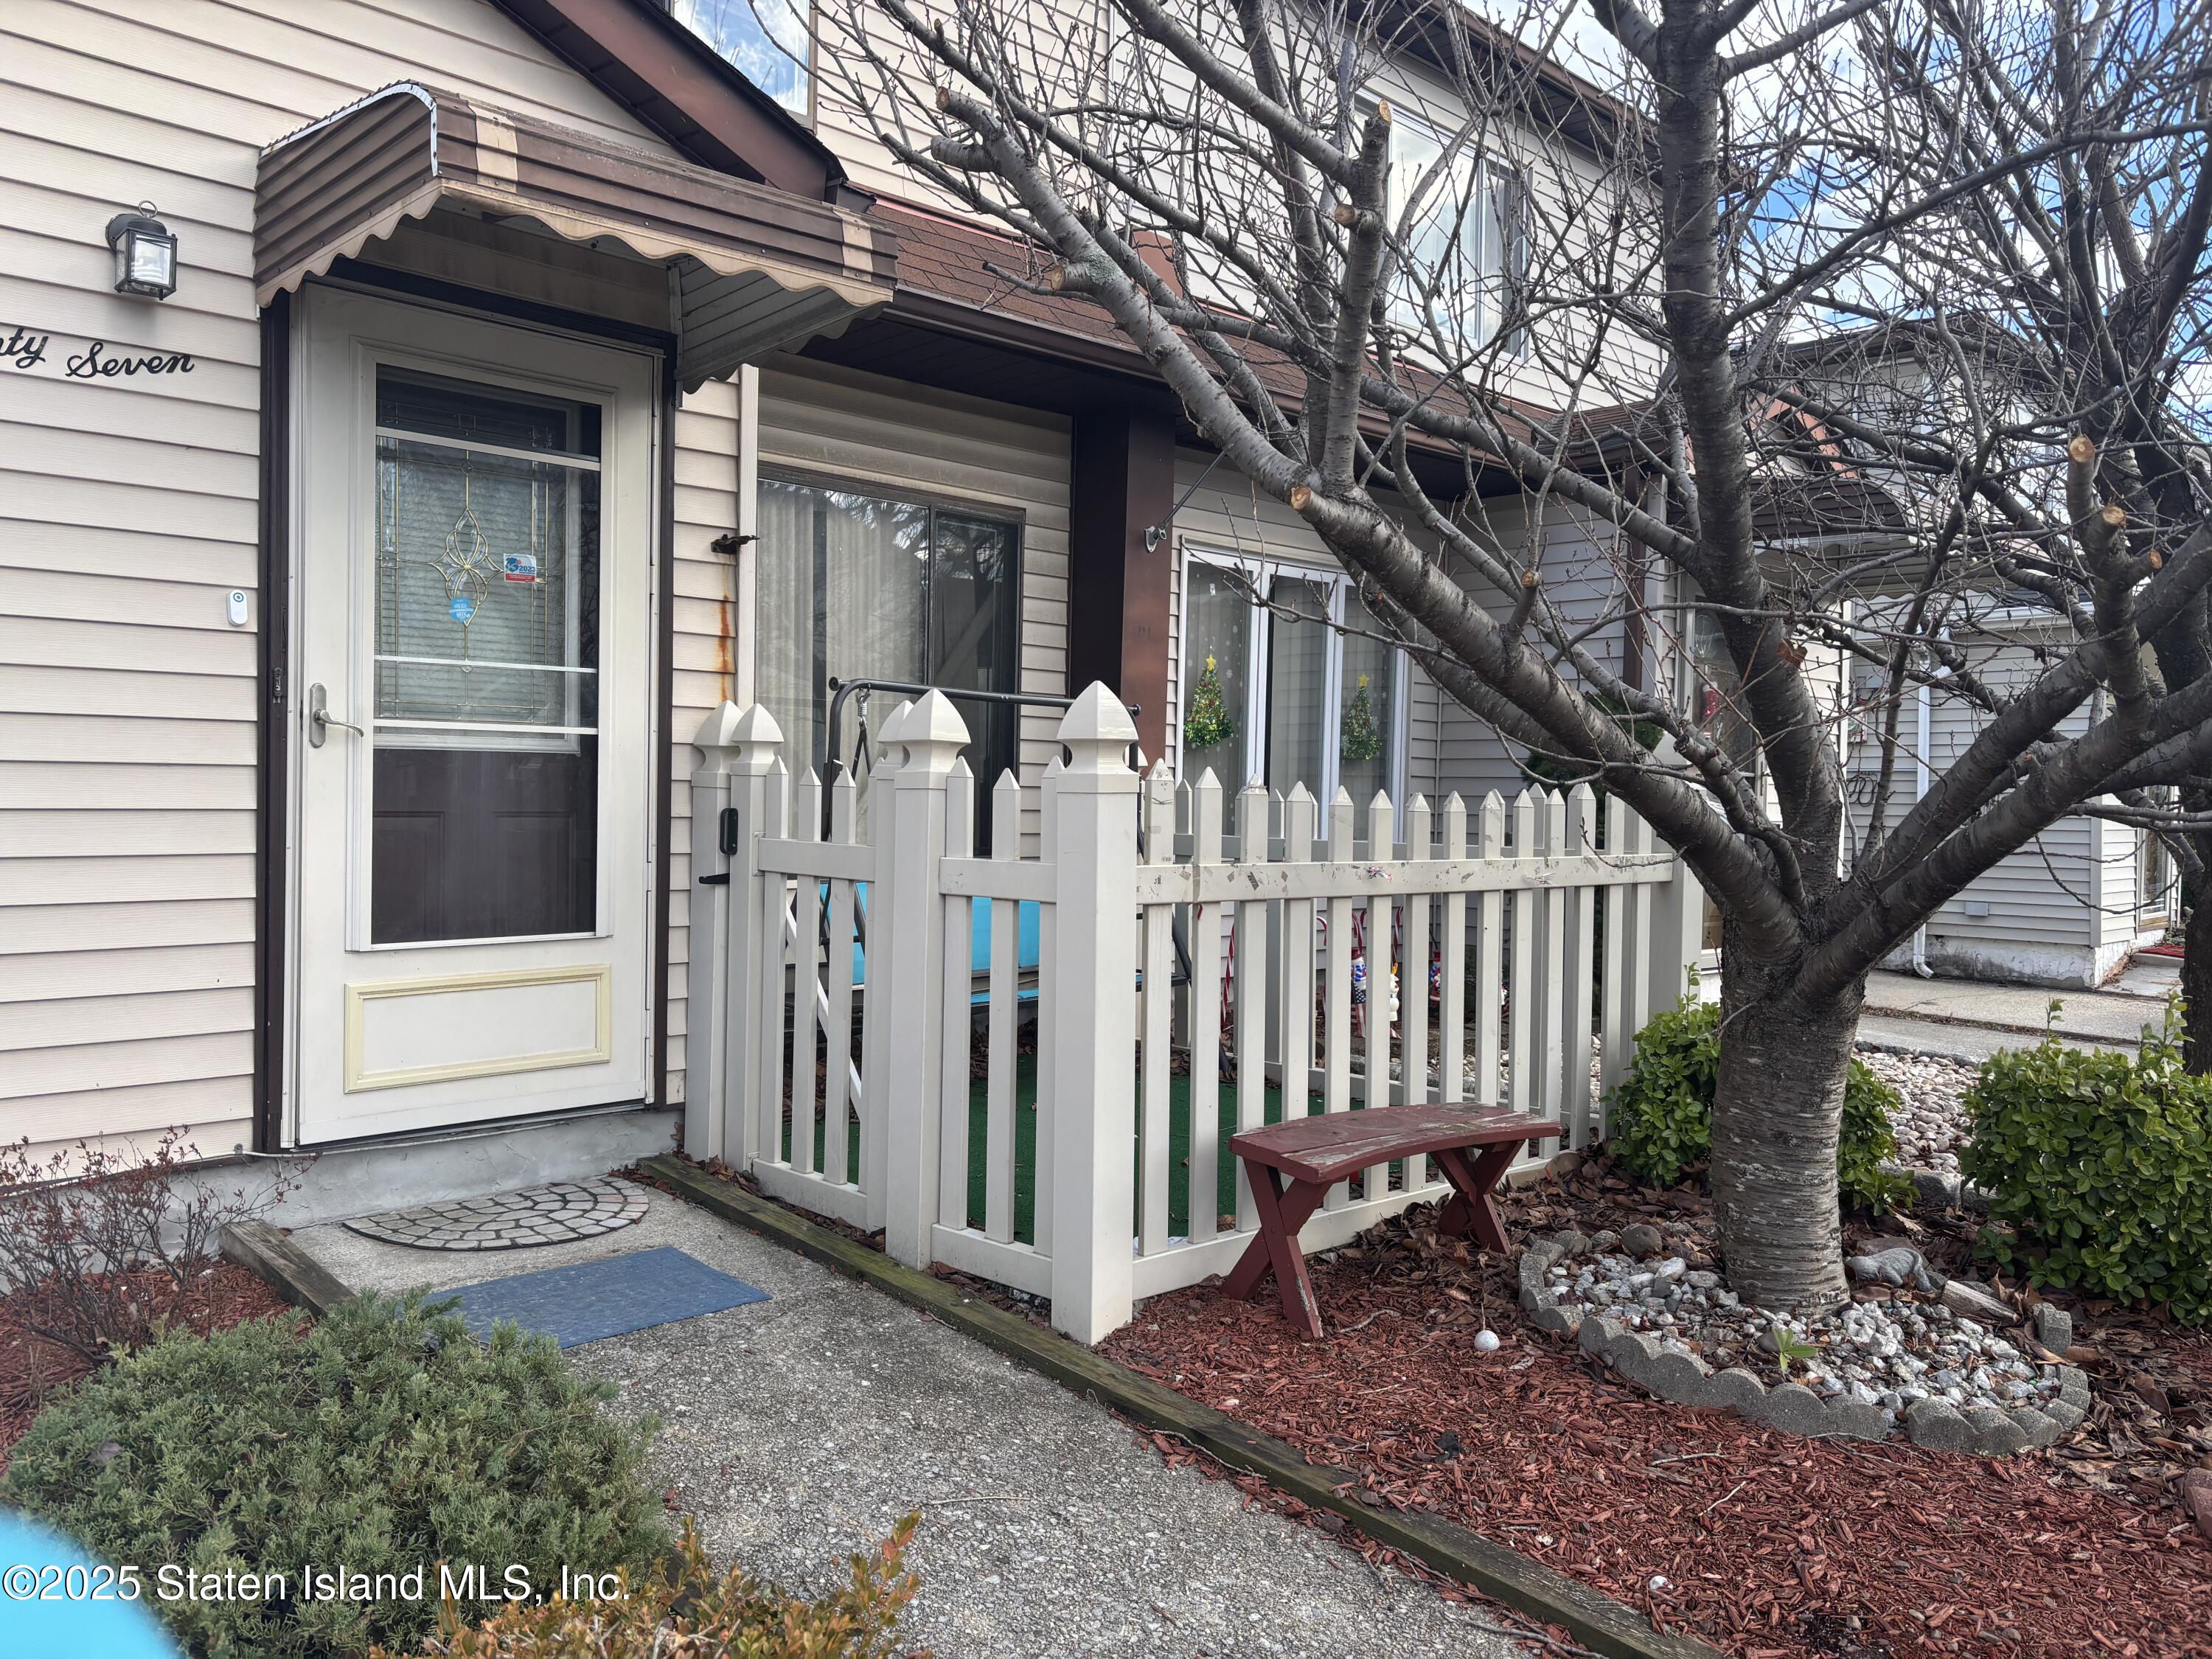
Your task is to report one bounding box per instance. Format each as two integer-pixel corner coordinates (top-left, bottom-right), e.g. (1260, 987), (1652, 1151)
(254, 83), (897, 389)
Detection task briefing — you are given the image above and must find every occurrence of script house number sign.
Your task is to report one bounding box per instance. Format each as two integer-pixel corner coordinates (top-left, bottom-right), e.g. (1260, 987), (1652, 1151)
(2, 324), (195, 378)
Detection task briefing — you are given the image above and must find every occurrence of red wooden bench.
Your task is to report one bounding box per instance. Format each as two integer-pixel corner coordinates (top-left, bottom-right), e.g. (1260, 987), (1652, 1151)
(1222, 1102), (1558, 1338)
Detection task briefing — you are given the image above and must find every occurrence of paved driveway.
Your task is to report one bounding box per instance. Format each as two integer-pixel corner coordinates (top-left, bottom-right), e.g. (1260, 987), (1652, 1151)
(296, 1183), (1535, 1659)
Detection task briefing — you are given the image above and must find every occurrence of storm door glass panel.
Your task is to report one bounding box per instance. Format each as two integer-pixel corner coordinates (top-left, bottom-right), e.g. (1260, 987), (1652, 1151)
(371, 368), (601, 944)
(1338, 588), (1397, 819)
(1180, 561), (1252, 779)
(1265, 577), (1332, 804)
(930, 511), (1021, 819)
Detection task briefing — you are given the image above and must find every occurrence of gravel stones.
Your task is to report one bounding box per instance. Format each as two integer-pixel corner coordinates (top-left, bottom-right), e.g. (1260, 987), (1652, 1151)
(1520, 1231), (2080, 1455)
(1855, 1048), (1978, 1173)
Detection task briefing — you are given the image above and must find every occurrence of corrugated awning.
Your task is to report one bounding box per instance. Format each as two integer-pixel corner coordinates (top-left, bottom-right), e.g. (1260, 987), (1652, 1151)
(255, 83), (897, 391)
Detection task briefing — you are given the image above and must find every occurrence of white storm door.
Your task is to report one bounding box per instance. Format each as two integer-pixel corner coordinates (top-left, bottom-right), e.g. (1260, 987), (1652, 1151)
(290, 288), (655, 1145)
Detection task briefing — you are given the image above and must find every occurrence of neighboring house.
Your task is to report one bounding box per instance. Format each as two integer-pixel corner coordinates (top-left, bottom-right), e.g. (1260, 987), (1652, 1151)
(0, 0), (1697, 1220)
(1762, 323), (2179, 987)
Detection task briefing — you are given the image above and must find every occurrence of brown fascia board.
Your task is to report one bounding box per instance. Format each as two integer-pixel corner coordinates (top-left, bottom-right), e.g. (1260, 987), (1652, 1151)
(886, 286), (1172, 386)
(885, 260), (1631, 495)
(488, 0), (844, 198)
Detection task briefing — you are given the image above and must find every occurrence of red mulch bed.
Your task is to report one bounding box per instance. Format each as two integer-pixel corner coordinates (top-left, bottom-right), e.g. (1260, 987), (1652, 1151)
(1103, 1213), (2212, 1658)
(0, 1262), (291, 1476)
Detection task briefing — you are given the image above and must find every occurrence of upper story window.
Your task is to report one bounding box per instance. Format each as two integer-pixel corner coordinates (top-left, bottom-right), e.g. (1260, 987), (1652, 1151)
(668, 0), (811, 120)
(1377, 105), (1528, 357)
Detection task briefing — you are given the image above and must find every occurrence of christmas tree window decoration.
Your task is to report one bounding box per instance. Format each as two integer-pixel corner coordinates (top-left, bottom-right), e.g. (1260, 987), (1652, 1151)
(1183, 652), (1237, 751)
(1340, 671), (1383, 762)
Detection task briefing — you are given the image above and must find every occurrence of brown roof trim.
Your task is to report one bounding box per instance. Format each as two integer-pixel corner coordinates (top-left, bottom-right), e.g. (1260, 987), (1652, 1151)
(487, 0), (844, 198)
(869, 200), (1641, 481)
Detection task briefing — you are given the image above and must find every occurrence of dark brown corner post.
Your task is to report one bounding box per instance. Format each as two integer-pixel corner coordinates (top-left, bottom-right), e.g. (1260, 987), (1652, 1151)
(253, 291), (293, 1154)
(1069, 404), (1176, 759)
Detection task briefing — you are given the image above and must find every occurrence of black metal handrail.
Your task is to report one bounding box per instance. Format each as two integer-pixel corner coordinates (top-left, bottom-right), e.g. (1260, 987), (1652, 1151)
(818, 675), (1136, 790)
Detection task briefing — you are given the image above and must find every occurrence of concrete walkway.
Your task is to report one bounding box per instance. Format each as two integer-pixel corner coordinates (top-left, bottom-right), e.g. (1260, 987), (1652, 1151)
(293, 1184), (1536, 1659)
(1857, 962), (2177, 1062)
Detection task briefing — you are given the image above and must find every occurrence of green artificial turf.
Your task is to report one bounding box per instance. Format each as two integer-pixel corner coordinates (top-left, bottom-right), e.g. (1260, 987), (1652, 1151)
(959, 1057), (1335, 1245)
(792, 1047), (1404, 1248)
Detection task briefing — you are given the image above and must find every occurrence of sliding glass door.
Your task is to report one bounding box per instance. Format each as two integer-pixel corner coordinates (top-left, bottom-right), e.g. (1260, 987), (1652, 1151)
(756, 477), (1021, 840)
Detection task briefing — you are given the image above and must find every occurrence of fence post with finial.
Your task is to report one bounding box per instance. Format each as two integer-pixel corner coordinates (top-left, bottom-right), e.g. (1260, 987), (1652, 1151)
(879, 692), (970, 1269)
(1048, 683), (1141, 1343)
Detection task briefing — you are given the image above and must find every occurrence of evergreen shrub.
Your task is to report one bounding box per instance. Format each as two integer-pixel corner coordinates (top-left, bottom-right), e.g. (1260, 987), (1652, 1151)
(1607, 991), (1912, 1211)
(1963, 1005), (2212, 1321)
(3, 1292), (664, 1657)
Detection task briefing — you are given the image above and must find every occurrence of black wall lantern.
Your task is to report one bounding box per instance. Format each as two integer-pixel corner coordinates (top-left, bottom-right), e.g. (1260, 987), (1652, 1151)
(105, 203), (178, 300)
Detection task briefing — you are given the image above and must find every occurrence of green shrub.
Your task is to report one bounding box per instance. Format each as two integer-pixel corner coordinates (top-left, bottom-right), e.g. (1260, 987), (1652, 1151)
(3, 1293), (666, 1658)
(1607, 995), (1721, 1189)
(376, 1514), (920, 1659)
(1606, 992), (1912, 1211)
(1961, 1006), (2212, 1322)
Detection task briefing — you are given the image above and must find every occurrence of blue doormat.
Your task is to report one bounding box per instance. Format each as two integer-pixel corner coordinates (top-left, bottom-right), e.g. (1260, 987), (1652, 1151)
(446, 1246), (770, 1348)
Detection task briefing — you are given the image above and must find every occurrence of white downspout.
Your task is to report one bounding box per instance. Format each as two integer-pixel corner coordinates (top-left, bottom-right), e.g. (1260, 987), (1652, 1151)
(1910, 676), (1934, 977)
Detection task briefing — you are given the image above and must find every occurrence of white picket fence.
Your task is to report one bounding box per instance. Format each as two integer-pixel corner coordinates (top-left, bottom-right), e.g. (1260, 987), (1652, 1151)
(687, 684), (1703, 1342)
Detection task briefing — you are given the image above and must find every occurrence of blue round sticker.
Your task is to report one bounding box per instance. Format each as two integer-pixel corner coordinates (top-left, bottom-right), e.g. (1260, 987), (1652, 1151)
(448, 594), (476, 624)
(0, 1508), (181, 1658)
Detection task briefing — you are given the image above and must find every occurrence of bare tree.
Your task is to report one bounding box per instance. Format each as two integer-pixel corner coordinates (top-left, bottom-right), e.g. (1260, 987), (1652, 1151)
(810, 0), (2212, 1311)
(1744, 0), (2212, 1057)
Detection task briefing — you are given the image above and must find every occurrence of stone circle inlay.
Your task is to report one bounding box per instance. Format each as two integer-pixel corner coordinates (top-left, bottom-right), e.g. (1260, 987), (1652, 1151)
(344, 1178), (650, 1251)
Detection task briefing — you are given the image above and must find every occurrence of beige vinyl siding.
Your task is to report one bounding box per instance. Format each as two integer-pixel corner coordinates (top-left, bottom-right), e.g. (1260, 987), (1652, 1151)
(658, 358), (1073, 1103)
(1427, 497), (1651, 809)
(2096, 816), (2138, 956)
(0, 0), (680, 1157)
(659, 373), (748, 1102)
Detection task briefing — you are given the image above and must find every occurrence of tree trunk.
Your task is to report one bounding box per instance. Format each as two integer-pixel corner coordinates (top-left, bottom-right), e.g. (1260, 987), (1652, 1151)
(1708, 943), (1860, 1313)
(2183, 843), (2212, 1072)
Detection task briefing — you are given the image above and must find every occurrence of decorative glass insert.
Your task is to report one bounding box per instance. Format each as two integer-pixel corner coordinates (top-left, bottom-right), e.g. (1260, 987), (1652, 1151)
(1338, 588), (1397, 809)
(369, 369), (602, 944)
(1189, 553), (1401, 827)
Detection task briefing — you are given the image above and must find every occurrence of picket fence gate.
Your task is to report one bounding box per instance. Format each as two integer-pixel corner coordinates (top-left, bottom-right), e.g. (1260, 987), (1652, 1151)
(687, 684), (1703, 1342)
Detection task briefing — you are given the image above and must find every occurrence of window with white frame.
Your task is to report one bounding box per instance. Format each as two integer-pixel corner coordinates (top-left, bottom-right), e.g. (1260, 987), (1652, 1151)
(668, 0), (811, 119)
(1178, 551), (1405, 811)
(1376, 104), (1528, 355)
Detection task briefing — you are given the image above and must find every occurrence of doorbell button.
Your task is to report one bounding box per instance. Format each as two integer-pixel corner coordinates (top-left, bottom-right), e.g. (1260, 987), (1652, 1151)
(227, 589), (249, 627)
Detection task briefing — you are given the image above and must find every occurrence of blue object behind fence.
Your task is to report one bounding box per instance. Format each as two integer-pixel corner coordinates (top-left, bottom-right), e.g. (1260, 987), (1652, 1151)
(447, 1247), (769, 1348)
(828, 884), (1042, 1003)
